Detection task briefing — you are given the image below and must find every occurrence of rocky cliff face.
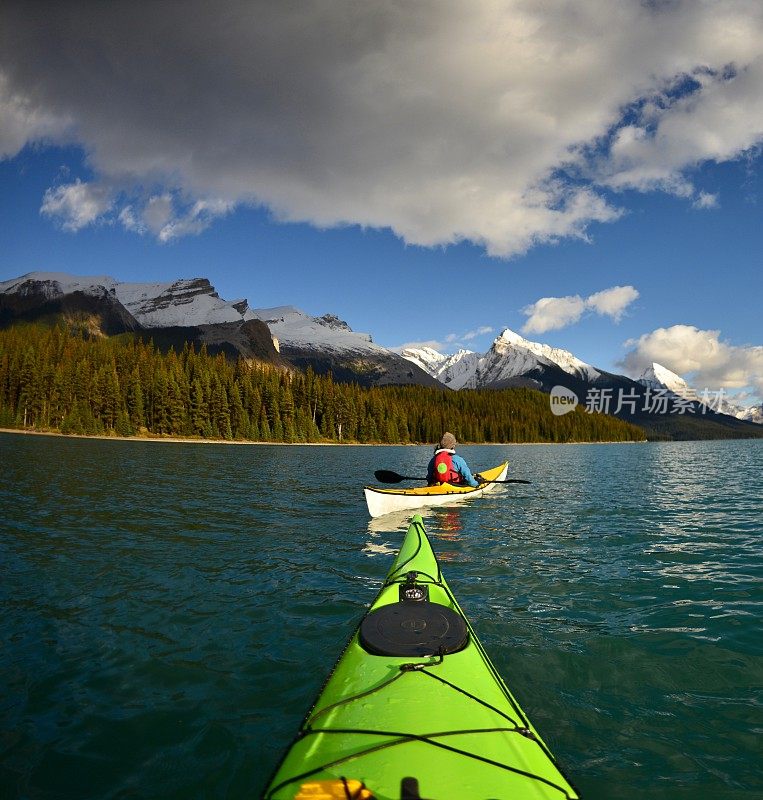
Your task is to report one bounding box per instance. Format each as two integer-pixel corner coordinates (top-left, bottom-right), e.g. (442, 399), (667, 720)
(0, 277), (141, 336)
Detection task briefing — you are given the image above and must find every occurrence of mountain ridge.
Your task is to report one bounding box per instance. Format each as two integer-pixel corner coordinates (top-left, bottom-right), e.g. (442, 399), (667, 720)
(0, 271), (439, 388)
(1, 271), (760, 438)
(402, 331), (762, 437)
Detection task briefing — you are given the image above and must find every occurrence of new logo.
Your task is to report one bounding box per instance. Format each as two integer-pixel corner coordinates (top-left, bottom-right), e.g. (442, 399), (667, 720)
(550, 385), (578, 416)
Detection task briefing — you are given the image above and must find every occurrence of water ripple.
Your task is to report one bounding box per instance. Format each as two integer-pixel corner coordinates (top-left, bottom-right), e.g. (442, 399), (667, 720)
(1, 435), (762, 799)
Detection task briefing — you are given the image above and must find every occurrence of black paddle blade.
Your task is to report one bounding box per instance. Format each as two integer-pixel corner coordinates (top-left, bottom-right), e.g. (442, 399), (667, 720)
(374, 469), (423, 483)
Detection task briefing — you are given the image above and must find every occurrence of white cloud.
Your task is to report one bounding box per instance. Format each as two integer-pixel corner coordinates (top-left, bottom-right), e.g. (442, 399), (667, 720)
(522, 284), (639, 334)
(590, 58), (763, 198)
(118, 205), (146, 234)
(693, 191), (719, 210)
(586, 285), (640, 322)
(443, 325), (496, 348)
(39, 179), (113, 231)
(118, 194), (232, 242)
(39, 182), (231, 241)
(522, 295), (587, 335)
(462, 326), (494, 341)
(2, 2), (763, 250)
(393, 340), (444, 354)
(620, 324), (763, 395)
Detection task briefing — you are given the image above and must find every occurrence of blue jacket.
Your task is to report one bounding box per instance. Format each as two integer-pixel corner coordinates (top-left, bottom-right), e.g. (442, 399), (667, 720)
(426, 449), (479, 488)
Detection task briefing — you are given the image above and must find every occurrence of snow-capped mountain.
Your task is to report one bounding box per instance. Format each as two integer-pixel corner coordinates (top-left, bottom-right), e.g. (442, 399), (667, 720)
(1, 270), (759, 426)
(491, 329), (600, 382)
(399, 347), (482, 389)
(117, 278), (254, 327)
(479, 329), (600, 386)
(638, 362), (695, 399)
(436, 350), (484, 389)
(402, 328), (600, 390)
(0, 271), (142, 334)
(737, 404), (763, 424)
(250, 306), (440, 386)
(638, 361), (762, 423)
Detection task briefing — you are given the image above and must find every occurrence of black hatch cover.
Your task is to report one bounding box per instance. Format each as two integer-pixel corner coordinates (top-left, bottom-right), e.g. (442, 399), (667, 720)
(359, 602), (468, 657)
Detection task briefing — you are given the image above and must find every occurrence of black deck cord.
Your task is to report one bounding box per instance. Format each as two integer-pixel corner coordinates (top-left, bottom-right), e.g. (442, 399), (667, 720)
(264, 727), (576, 799)
(340, 775), (367, 799)
(265, 519), (578, 799)
(386, 519), (437, 584)
(307, 668), (410, 727)
(413, 667), (522, 727)
(307, 649), (452, 730)
(305, 643), (523, 733)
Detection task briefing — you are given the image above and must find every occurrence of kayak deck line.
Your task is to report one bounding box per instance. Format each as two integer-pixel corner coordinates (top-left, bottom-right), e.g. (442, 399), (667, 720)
(269, 728), (576, 800)
(264, 516), (580, 800)
(267, 673), (576, 800)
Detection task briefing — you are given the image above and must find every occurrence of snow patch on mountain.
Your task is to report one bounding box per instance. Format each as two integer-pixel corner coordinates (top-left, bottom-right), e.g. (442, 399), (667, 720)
(638, 362), (694, 398)
(0, 272), (117, 299)
(399, 346), (483, 388)
(399, 346), (447, 375)
(402, 327), (600, 388)
(116, 278), (256, 327)
(0, 271), (256, 328)
(737, 403), (763, 425)
(737, 404), (763, 424)
(493, 329), (600, 381)
(435, 350), (483, 389)
(250, 306), (383, 354)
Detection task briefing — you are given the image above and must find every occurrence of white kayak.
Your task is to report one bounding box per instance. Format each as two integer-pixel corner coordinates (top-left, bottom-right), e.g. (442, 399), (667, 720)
(364, 461), (509, 518)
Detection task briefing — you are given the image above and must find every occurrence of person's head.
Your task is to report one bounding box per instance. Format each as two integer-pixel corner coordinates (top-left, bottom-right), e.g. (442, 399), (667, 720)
(439, 432), (457, 450)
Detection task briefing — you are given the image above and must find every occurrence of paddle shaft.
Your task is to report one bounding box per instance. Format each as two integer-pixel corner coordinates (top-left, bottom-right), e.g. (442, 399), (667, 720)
(374, 469), (530, 485)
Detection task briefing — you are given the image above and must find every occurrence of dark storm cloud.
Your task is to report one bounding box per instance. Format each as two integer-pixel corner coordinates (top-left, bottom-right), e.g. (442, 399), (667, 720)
(1, 1), (762, 252)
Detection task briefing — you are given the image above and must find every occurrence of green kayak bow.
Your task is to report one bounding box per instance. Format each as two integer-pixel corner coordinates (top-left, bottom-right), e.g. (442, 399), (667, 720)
(264, 515), (579, 799)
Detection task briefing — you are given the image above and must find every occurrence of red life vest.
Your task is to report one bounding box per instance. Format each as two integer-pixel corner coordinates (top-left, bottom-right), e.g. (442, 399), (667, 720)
(433, 449), (461, 484)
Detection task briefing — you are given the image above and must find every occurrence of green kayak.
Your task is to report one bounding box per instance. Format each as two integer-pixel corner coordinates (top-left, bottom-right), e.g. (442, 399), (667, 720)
(263, 515), (579, 800)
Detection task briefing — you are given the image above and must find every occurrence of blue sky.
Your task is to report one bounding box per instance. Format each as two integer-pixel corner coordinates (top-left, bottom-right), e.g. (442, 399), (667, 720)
(1, 1), (761, 399)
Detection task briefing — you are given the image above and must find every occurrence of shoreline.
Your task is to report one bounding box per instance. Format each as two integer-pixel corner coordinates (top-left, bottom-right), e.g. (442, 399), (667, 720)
(0, 427), (646, 446)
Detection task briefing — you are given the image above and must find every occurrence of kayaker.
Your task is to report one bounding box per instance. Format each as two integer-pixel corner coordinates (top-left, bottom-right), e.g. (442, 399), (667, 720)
(427, 432), (482, 487)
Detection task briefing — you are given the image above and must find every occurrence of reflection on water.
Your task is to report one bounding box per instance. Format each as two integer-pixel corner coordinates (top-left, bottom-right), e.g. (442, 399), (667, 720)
(438, 508), (464, 534)
(366, 507), (421, 535)
(364, 505), (465, 560)
(362, 540), (397, 556)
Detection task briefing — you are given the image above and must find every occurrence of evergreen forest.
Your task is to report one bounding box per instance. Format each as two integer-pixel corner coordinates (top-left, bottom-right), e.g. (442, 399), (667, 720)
(0, 323), (646, 444)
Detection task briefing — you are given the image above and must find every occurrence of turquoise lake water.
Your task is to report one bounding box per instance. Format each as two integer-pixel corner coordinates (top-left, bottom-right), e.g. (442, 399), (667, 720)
(1, 433), (761, 799)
